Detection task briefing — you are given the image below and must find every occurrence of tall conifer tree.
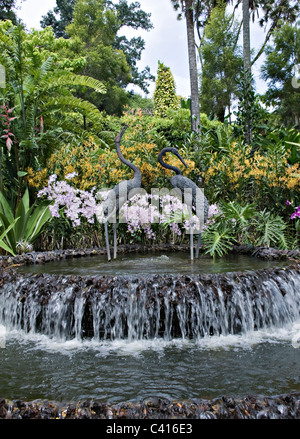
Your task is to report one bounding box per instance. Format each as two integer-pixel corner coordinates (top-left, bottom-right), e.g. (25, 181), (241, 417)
(154, 61), (179, 118)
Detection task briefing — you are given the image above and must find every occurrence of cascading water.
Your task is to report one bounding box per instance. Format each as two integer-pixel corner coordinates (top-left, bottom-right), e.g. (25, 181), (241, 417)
(1, 266), (300, 342)
(1, 252), (300, 418)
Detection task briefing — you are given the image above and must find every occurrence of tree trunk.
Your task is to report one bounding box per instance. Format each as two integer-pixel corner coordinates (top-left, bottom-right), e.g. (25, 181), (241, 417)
(185, 0), (201, 133)
(243, 0), (251, 74)
(242, 0), (252, 144)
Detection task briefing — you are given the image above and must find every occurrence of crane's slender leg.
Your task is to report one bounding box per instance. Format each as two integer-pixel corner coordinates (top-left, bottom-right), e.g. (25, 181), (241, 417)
(113, 221), (117, 259)
(196, 232), (202, 259)
(187, 206), (194, 261)
(190, 226), (194, 260)
(104, 220), (111, 262)
(104, 209), (118, 262)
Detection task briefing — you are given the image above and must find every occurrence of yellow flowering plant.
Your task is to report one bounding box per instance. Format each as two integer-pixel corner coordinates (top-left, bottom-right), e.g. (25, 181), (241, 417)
(204, 141), (300, 215)
(27, 140), (104, 191)
(25, 110), (200, 250)
(26, 109), (198, 195)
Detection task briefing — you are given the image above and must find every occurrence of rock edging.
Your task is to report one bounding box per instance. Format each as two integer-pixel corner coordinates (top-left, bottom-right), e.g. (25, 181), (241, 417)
(0, 244), (299, 269)
(0, 393), (299, 419)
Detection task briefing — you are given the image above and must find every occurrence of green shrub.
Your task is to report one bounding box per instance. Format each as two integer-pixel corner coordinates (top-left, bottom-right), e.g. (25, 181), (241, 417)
(202, 201), (292, 259)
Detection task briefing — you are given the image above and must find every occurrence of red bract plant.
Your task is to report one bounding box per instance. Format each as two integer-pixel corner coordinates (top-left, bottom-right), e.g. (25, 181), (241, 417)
(0, 104), (16, 152)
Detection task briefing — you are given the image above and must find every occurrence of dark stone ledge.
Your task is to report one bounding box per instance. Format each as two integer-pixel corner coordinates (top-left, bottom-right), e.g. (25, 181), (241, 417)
(0, 393), (299, 419)
(0, 244), (299, 269)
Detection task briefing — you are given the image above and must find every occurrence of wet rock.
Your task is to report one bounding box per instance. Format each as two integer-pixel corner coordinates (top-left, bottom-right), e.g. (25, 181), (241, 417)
(0, 393), (299, 419)
(143, 397), (161, 408)
(0, 399), (8, 418)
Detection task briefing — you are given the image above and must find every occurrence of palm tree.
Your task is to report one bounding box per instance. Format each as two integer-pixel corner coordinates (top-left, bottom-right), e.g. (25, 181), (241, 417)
(170, 0), (201, 133)
(239, 0), (298, 144)
(242, 0), (252, 144)
(242, 0), (251, 74)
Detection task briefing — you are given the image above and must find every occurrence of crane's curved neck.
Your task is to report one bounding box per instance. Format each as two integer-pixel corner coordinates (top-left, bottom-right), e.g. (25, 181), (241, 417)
(158, 148), (183, 175)
(115, 125), (142, 184)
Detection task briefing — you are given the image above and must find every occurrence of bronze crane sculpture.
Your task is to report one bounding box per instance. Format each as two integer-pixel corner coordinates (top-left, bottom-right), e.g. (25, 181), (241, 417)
(158, 147), (209, 259)
(98, 125), (142, 261)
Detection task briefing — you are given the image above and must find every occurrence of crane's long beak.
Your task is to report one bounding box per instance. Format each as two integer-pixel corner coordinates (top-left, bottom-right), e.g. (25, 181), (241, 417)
(176, 153), (188, 168)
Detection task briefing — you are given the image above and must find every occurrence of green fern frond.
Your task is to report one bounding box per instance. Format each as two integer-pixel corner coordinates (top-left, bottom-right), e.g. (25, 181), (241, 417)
(43, 95), (102, 121)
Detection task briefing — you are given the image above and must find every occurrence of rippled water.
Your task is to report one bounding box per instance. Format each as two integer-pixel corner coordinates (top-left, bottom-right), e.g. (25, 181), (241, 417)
(1, 327), (300, 403)
(17, 253), (289, 276)
(1, 253), (299, 405)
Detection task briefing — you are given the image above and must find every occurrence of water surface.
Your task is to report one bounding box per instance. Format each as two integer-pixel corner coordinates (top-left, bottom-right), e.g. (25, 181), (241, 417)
(0, 328), (299, 403)
(3, 251), (299, 405)
(18, 253), (289, 276)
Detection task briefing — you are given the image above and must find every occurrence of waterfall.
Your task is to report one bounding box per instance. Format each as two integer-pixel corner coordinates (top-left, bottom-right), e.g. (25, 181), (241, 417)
(0, 266), (300, 342)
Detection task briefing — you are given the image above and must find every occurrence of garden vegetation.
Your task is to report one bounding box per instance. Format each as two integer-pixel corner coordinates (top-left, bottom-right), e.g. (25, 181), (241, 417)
(0, 0), (299, 259)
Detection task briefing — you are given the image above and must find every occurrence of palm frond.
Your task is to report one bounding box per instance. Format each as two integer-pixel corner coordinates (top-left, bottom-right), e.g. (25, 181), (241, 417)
(43, 95), (103, 124)
(41, 72), (106, 95)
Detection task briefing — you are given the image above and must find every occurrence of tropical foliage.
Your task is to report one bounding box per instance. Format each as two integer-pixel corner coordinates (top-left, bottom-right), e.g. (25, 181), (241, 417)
(60, 0), (154, 115)
(199, 5), (243, 122)
(0, 2), (298, 257)
(261, 20), (300, 126)
(0, 0), (20, 24)
(202, 201), (293, 259)
(0, 21), (106, 203)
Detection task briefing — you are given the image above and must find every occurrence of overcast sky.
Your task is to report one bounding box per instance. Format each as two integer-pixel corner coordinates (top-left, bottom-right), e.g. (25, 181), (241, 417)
(16, 0), (268, 98)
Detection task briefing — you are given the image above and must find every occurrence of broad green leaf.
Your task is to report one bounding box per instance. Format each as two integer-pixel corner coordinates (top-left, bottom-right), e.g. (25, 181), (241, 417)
(17, 171), (28, 177)
(0, 217), (20, 256)
(25, 201), (52, 242)
(285, 141), (300, 147)
(0, 239), (16, 256)
(0, 217), (19, 240)
(0, 192), (14, 223)
(14, 202), (28, 243)
(0, 212), (16, 252)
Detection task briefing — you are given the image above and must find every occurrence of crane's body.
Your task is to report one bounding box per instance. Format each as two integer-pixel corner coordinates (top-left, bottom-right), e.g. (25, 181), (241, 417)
(158, 147), (209, 259)
(99, 126), (142, 261)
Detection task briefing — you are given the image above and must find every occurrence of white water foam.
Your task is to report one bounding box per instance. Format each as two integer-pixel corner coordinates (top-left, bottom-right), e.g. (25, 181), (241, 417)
(0, 324), (6, 348)
(3, 320), (300, 357)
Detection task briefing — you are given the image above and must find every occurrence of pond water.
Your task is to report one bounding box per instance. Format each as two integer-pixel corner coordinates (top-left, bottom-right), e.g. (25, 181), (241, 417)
(18, 253), (289, 276)
(1, 327), (300, 404)
(1, 252), (299, 405)
(0, 326), (300, 403)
